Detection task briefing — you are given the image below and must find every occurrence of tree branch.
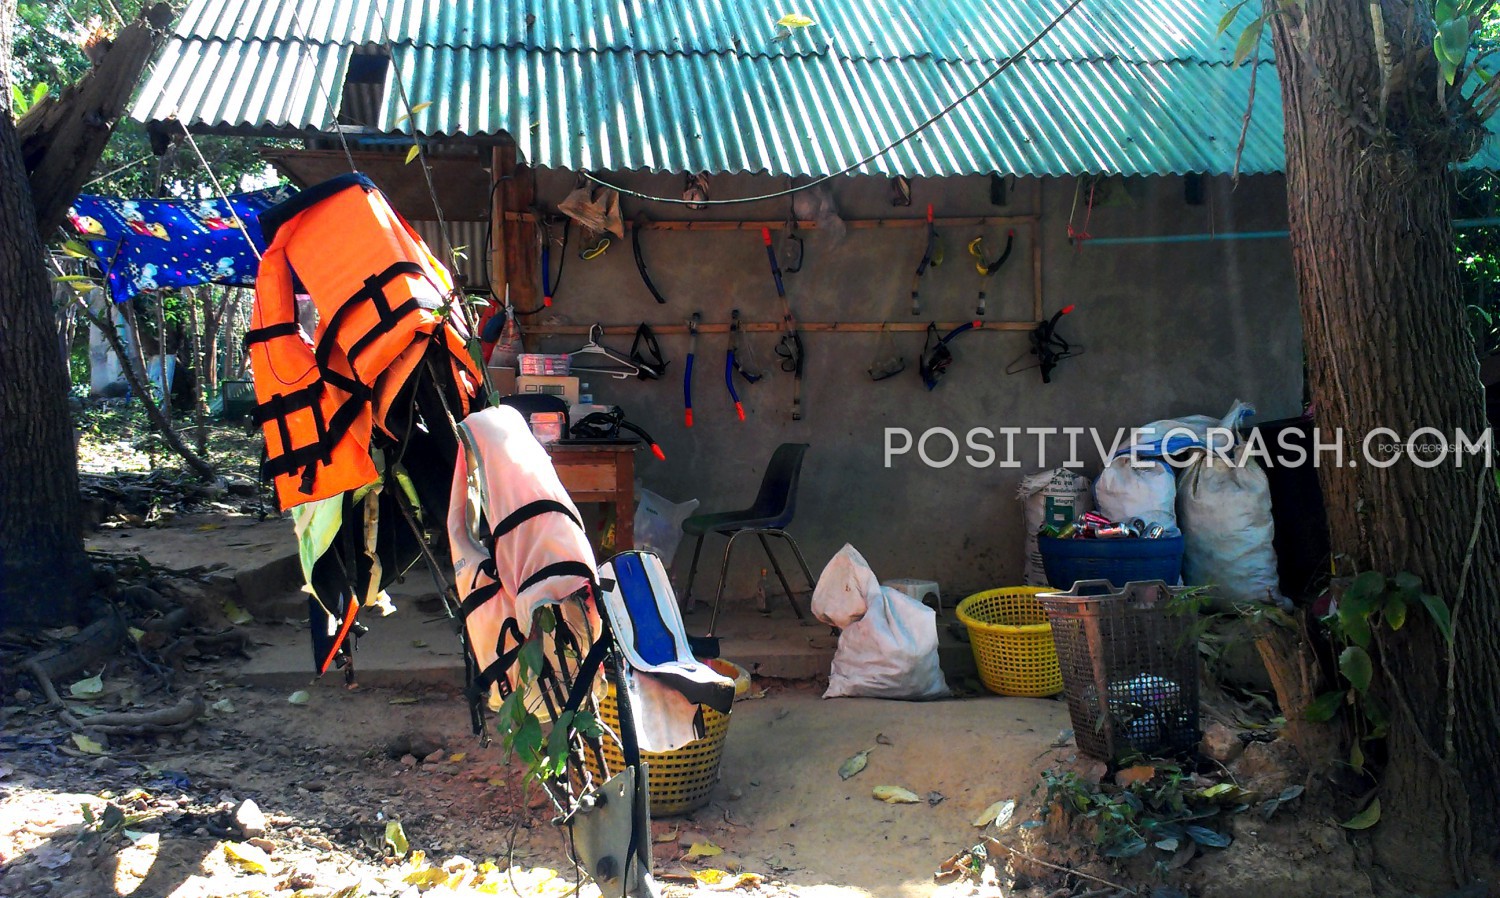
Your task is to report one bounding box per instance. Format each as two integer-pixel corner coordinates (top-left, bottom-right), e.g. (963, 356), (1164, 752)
(67, 284), (215, 478)
(17, 4), (173, 233)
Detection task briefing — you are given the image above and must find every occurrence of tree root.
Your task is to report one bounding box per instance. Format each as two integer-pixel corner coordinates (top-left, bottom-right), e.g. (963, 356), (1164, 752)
(23, 615), (125, 685)
(63, 694), (205, 736)
(24, 657), (204, 736)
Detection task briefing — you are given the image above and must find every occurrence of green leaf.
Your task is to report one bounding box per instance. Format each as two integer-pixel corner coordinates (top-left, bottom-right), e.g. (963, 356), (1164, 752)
(9, 83), (22, 109)
(573, 710), (604, 740)
(1384, 592), (1408, 630)
(30, 83), (48, 106)
(1349, 740), (1365, 772)
(1102, 834), (1148, 858)
(1341, 798), (1381, 830)
(546, 710), (574, 766)
(518, 639), (544, 679)
(1419, 593), (1454, 645)
(1216, 1), (1249, 36)
(1436, 0), (1457, 23)
(512, 713), (543, 764)
(1232, 16), (1264, 66)
(404, 143), (421, 165)
(1393, 572), (1421, 597)
(1185, 825), (1232, 848)
(1304, 690), (1345, 723)
(1341, 610), (1372, 648)
(1438, 18), (1471, 66)
(1339, 646), (1374, 693)
(1343, 571), (1386, 608)
(61, 239), (93, 259)
(384, 819), (410, 857)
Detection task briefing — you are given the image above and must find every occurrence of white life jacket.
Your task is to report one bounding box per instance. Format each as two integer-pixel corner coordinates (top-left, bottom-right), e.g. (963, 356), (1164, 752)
(447, 406), (600, 712)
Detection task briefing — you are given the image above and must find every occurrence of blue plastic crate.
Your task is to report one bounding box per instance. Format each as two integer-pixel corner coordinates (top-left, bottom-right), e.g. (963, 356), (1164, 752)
(1039, 535), (1184, 590)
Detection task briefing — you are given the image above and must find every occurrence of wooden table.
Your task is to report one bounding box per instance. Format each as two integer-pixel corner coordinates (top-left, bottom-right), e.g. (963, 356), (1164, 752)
(546, 442), (638, 550)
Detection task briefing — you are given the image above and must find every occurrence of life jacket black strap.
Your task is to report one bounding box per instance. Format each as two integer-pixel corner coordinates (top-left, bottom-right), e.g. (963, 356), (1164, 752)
(516, 561), (596, 598)
(243, 321), (302, 347)
(256, 383), (369, 493)
(315, 261), (429, 373)
(458, 579), (502, 621)
(466, 616), (535, 707)
(490, 499), (584, 543)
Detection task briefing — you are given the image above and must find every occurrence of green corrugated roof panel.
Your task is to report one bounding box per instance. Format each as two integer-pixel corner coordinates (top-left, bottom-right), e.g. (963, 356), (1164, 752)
(134, 37), (349, 131)
(381, 48), (1288, 176)
(131, 0), (1500, 175)
(166, 0), (1263, 63)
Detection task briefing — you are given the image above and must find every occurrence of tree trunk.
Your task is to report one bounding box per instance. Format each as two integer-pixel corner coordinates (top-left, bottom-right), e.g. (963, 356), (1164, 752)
(1271, 2), (1500, 886)
(0, 0), (89, 628)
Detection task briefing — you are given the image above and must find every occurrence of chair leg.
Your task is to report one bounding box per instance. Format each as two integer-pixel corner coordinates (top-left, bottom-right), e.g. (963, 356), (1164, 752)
(756, 531), (805, 620)
(681, 534), (706, 612)
(770, 529), (817, 593)
(706, 531), (747, 638)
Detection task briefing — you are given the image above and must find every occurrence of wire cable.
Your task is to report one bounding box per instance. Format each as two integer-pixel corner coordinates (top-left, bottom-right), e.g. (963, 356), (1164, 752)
(582, 0), (1086, 206)
(286, 2), (358, 174)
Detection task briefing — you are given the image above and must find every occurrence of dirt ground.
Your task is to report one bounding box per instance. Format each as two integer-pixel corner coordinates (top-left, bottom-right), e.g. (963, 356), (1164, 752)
(0, 630), (1079, 898)
(0, 410), (1389, 898)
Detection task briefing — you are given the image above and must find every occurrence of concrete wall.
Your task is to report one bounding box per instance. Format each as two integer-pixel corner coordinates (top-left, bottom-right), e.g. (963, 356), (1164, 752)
(519, 170), (1304, 603)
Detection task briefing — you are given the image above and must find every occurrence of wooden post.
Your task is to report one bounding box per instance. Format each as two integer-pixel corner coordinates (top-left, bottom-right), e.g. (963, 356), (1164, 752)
(493, 141), (538, 312)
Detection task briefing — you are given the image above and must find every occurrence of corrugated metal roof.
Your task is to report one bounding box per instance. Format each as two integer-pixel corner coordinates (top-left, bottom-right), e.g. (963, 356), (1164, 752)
(131, 0), (1500, 175)
(382, 48), (1287, 176)
(134, 37), (348, 130)
(166, 0), (1259, 64)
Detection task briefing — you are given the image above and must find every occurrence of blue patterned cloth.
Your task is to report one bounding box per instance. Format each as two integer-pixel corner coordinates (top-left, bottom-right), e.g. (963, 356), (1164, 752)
(66, 186), (294, 304)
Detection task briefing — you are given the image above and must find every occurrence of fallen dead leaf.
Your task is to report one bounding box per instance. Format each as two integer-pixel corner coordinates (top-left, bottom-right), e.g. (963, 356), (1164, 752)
(223, 840), (273, 873)
(71, 733), (106, 755)
(873, 785), (921, 804)
(972, 799), (1015, 828)
(685, 841), (722, 859)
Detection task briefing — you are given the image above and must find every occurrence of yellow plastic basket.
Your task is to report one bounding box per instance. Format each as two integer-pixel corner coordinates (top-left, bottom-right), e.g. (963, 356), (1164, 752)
(585, 659), (735, 817)
(956, 588), (1063, 697)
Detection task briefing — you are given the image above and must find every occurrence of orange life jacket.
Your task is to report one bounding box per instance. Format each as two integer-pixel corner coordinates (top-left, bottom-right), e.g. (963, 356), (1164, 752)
(247, 173), (481, 509)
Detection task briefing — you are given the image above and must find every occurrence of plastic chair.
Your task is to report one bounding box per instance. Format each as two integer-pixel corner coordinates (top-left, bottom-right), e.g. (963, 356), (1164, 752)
(681, 443), (814, 636)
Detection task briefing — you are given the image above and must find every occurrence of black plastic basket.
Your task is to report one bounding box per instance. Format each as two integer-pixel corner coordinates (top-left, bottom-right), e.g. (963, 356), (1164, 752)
(1037, 579), (1200, 761)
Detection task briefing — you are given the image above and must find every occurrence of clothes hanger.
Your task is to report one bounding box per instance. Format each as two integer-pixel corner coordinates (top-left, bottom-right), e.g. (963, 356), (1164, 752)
(567, 324), (640, 379)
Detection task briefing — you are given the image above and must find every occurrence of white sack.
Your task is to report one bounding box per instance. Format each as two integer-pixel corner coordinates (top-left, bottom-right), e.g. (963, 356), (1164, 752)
(633, 487), (699, 567)
(1123, 399), (1256, 457)
(1177, 444), (1287, 607)
(812, 545), (948, 700)
(1095, 457), (1179, 535)
(1018, 469), (1093, 587)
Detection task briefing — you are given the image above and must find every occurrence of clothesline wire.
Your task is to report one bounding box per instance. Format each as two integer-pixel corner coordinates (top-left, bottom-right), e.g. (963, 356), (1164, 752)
(83, 153), (154, 188)
(582, 0), (1087, 206)
(367, 0), (463, 285)
(179, 125), (263, 262)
